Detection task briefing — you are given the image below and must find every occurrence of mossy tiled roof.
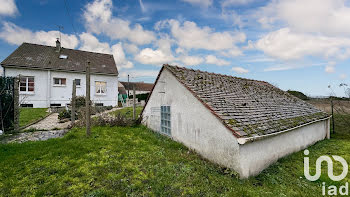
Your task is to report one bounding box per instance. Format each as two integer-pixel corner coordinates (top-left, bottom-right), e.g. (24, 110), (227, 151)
(1, 43), (118, 75)
(165, 64), (329, 138)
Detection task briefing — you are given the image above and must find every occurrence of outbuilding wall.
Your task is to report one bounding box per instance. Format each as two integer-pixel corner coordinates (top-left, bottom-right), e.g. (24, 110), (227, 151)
(5, 67), (118, 108)
(142, 69), (241, 170)
(238, 119), (330, 178)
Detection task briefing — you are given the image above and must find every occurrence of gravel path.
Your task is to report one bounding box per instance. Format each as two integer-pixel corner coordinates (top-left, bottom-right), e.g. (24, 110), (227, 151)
(27, 113), (71, 130)
(1, 107), (123, 144)
(2, 130), (67, 144)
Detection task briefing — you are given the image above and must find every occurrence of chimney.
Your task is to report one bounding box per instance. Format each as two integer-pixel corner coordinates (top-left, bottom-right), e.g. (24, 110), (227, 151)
(56, 38), (61, 52)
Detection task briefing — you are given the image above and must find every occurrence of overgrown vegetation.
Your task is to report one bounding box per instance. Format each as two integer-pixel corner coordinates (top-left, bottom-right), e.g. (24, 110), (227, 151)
(0, 114), (349, 196)
(57, 96), (113, 121)
(19, 108), (49, 127)
(109, 106), (143, 119)
(287, 90), (309, 100)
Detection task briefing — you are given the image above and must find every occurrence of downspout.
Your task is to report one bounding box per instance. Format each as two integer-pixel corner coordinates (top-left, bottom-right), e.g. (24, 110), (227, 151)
(237, 116), (332, 145)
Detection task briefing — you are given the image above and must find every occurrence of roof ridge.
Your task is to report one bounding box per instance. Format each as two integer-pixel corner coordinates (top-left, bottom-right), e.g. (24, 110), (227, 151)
(163, 64), (269, 84)
(22, 42), (113, 56)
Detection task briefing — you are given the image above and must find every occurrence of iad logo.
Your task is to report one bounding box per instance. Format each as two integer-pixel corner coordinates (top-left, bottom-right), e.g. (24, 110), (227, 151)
(304, 149), (349, 196)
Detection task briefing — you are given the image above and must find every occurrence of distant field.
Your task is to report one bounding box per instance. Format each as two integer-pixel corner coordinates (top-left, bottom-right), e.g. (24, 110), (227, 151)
(308, 99), (350, 114)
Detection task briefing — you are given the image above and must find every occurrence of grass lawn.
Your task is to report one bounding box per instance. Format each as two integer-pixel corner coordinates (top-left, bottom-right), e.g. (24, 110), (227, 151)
(110, 106), (143, 119)
(0, 115), (349, 196)
(19, 108), (49, 127)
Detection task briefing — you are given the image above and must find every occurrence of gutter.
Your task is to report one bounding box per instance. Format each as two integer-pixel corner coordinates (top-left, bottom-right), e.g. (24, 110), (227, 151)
(1, 65), (118, 76)
(237, 116), (331, 145)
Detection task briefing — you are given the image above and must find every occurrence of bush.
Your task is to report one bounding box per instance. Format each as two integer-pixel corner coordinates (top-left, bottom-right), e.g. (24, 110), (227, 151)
(74, 96), (86, 109)
(287, 90), (309, 100)
(91, 113), (140, 127)
(58, 109), (71, 120)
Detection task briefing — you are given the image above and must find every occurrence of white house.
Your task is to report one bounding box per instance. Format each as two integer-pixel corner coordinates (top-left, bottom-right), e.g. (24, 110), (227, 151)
(142, 64), (331, 178)
(1, 41), (118, 108)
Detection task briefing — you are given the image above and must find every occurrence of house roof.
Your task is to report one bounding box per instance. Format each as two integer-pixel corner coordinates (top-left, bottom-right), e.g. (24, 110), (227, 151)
(118, 86), (127, 95)
(147, 64), (329, 141)
(1, 43), (118, 75)
(120, 81), (154, 92)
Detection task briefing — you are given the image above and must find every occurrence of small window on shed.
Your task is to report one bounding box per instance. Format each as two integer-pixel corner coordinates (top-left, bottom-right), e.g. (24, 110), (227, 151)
(160, 106), (171, 135)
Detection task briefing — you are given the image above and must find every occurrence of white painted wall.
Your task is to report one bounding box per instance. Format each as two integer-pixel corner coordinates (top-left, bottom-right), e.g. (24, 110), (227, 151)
(142, 68), (330, 178)
(5, 67), (118, 108)
(142, 69), (241, 170)
(238, 119), (329, 178)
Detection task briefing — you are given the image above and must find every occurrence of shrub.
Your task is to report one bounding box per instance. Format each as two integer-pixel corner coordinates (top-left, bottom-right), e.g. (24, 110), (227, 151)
(91, 113), (140, 127)
(58, 109), (71, 120)
(74, 96), (86, 109)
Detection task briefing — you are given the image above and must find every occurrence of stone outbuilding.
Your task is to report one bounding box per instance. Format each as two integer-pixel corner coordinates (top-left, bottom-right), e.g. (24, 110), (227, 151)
(142, 64), (330, 178)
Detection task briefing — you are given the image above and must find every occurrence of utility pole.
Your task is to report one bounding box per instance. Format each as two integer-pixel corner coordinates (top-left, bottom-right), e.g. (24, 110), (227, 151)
(86, 61), (91, 136)
(128, 74), (130, 95)
(331, 99), (335, 134)
(71, 79), (76, 126)
(133, 84), (136, 120)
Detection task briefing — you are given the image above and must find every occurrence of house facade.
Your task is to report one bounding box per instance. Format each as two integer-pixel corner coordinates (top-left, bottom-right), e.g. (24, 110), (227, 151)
(142, 64), (330, 178)
(1, 41), (118, 108)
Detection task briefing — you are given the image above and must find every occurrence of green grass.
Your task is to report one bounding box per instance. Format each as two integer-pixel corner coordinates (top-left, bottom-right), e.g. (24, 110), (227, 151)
(19, 108), (49, 127)
(110, 106), (143, 119)
(0, 115), (349, 196)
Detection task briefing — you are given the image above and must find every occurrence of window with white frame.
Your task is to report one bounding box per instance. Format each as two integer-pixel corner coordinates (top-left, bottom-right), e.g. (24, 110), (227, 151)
(75, 79), (81, 86)
(53, 78), (66, 86)
(160, 106), (171, 135)
(95, 81), (107, 95)
(19, 76), (34, 93)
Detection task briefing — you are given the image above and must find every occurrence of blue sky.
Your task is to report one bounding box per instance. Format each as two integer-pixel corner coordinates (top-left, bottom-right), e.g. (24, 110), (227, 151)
(0, 0), (349, 97)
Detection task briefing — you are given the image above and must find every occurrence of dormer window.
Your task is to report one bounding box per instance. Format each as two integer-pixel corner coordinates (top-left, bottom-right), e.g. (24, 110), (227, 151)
(59, 54), (68, 59)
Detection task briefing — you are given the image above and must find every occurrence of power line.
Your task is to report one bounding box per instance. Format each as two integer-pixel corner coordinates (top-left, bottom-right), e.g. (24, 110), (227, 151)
(63, 0), (78, 36)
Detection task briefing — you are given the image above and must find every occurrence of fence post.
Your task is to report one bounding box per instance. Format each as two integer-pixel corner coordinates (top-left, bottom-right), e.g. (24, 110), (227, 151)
(331, 99), (335, 134)
(13, 77), (19, 131)
(133, 85), (136, 120)
(86, 61), (91, 136)
(71, 79), (76, 126)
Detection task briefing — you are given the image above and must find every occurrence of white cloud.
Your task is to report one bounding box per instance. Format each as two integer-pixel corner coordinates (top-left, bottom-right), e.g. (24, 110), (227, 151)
(181, 0), (212, 8)
(79, 33), (133, 69)
(124, 43), (139, 54)
(258, 0), (350, 37)
(135, 48), (174, 65)
(135, 36), (175, 66)
(264, 62), (324, 72)
(232, 66), (249, 73)
(255, 28), (350, 60)
(83, 0), (155, 45)
(340, 74), (347, 80)
(160, 19), (245, 52)
(0, 0), (18, 16)
(0, 22), (79, 49)
(180, 55), (204, 66)
(119, 69), (159, 78)
(79, 32), (110, 53)
(205, 55), (230, 66)
(325, 62), (336, 73)
(111, 43), (134, 69)
(221, 0), (254, 8)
